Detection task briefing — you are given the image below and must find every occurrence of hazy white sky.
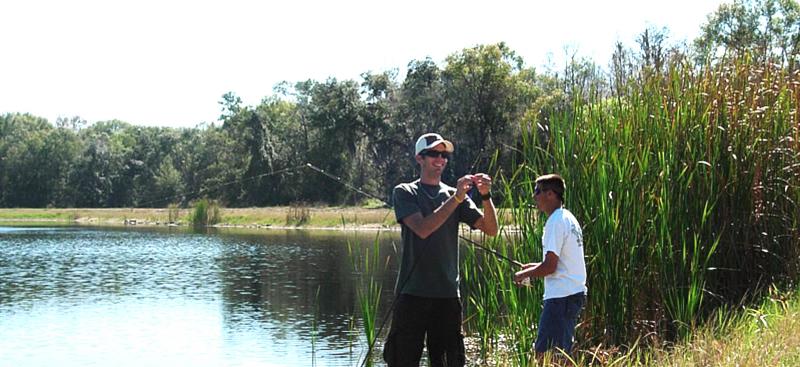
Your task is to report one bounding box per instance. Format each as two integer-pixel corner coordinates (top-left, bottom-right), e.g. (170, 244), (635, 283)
(0, 0), (727, 128)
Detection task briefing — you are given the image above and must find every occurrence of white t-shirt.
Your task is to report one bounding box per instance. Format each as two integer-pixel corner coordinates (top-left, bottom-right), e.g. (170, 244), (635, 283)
(542, 207), (587, 300)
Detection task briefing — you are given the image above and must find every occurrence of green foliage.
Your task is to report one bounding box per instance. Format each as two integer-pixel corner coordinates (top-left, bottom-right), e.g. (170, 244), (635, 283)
(167, 203), (181, 223)
(442, 42), (539, 176)
(2, 9), (800, 361)
(360, 198), (387, 209)
(347, 233), (389, 365)
(0, 113), (80, 207)
(285, 203), (310, 225)
(190, 199), (221, 227)
(694, 0), (800, 66)
(461, 50), (800, 363)
(152, 159), (184, 206)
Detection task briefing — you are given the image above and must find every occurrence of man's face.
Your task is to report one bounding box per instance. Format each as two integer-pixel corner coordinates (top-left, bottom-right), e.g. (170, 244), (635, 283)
(417, 144), (449, 174)
(534, 185), (552, 212)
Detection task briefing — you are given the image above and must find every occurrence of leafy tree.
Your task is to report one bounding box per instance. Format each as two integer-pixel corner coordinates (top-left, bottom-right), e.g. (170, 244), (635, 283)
(253, 96), (303, 205)
(152, 158), (184, 206)
(222, 106), (272, 206)
(441, 43), (538, 177)
(69, 133), (121, 207)
(353, 70), (400, 203)
(637, 26), (669, 73)
(0, 114), (52, 206)
(55, 116), (88, 130)
(41, 127), (81, 207)
(0, 113), (80, 207)
(294, 78), (366, 203)
(179, 124), (243, 206)
(394, 58), (446, 181)
(694, 0), (800, 66)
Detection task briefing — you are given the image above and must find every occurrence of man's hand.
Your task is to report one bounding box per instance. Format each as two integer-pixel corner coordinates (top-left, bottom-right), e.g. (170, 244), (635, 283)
(471, 173), (492, 195)
(455, 175), (474, 201)
(513, 262), (540, 286)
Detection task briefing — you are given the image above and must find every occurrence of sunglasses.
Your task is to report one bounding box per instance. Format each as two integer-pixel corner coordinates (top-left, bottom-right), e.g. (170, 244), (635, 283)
(421, 150), (450, 159)
(534, 187), (549, 196)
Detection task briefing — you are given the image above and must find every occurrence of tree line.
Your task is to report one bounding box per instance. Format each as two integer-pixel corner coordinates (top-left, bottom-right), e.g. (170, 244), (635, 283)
(1, 0), (797, 209)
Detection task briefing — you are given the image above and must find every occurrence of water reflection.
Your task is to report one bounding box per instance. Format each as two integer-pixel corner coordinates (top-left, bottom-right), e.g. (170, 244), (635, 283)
(0, 226), (400, 366)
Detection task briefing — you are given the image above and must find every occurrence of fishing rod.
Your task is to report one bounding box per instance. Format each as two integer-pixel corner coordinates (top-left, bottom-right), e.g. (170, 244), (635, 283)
(303, 163), (390, 207)
(305, 161), (523, 367)
(135, 164), (309, 208)
(304, 163), (520, 267)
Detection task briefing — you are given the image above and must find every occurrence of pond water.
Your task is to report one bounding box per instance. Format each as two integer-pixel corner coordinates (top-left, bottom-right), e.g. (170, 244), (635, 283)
(0, 225), (401, 366)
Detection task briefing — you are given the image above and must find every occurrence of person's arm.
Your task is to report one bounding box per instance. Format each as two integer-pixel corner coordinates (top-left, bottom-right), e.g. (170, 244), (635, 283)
(402, 176), (473, 239)
(472, 197), (498, 236)
(514, 251), (558, 283)
(401, 196), (460, 239)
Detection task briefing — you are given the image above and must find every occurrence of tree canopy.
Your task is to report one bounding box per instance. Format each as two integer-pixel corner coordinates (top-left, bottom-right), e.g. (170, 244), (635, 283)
(1, 2), (798, 208)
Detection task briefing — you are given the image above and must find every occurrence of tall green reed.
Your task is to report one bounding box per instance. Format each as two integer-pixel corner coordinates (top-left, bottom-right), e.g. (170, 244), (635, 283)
(347, 231), (390, 366)
(461, 53), (799, 362)
(190, 198), (221, 227)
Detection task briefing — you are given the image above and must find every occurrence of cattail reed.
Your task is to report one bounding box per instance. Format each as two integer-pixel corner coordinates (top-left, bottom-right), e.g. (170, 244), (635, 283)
(460, 53), (800, 363)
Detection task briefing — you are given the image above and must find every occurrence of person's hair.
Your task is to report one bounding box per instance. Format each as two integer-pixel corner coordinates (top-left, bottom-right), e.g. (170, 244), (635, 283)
(535, 174), (565, 202)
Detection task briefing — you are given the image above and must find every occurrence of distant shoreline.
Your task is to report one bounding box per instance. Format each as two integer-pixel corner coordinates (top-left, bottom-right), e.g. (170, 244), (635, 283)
(0, 207), (399, 231)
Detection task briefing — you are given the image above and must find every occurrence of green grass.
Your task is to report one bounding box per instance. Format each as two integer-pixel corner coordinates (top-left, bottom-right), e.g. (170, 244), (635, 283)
(0, 211), (76, 220)
(0, 207), (398, 229)
(347, 231), (391, 366)
(598, 286), (800, 366)
(466, 287), (800, 366)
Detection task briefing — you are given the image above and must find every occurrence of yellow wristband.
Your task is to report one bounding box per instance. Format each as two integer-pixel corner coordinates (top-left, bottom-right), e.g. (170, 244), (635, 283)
(454, 194), (464, 203)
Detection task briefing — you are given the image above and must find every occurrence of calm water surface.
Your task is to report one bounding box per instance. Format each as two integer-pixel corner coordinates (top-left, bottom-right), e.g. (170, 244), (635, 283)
(0, 225), (400, 366)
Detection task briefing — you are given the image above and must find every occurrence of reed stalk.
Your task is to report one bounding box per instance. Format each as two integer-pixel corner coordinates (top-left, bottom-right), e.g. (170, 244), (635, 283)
(190, 198), (221, 227)
(461, 53), (800, 363)
(347, 232), (388, 366)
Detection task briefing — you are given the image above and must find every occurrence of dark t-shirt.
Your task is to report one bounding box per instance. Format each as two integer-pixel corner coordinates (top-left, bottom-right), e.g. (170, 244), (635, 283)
(392, 179), (483, 298)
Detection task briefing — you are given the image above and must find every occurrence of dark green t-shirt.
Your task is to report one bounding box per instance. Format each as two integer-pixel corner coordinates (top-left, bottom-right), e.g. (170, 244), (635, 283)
(392, 179), (483, 298)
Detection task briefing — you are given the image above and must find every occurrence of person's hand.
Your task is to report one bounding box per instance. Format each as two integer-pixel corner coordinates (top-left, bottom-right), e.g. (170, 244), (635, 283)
(513, 271), (531, 287)
(471, 173), (492, 195)
(455, 175), (474, 200)
(513, 269), (529, 284)
(513, 262), (538, 286)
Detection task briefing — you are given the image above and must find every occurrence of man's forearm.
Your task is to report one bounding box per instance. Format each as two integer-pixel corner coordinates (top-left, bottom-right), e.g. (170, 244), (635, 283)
(481, 198), (499, 236)
(405, 194), (462, 239)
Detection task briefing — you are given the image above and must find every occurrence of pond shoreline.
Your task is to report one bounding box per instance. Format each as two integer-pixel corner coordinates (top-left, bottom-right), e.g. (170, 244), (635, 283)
(0, 207), (401, 231)
(0, 207), (521, 233)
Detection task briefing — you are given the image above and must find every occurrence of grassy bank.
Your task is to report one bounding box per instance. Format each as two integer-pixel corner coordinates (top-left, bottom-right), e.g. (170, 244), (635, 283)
(459, 53), (799, 365)
(459, 286), (800, 366)
(647, 287), (800, 367)
(592, 286), (800, 366)
(0, 207), (398, 229)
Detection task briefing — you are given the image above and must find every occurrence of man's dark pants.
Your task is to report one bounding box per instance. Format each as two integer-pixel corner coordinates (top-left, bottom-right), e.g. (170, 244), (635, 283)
(383, 294), (465, 367)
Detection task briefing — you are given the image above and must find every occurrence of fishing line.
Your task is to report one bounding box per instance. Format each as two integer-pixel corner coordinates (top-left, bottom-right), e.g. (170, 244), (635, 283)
(129, 159), (517, 365)
(305, 162), (522, 366)
(305, 163), (519, 267)
(114, 153), (518, 365)
(303, 163), (390, 207)
(135, 164), (309, 208)
(128, 158), (520, 365)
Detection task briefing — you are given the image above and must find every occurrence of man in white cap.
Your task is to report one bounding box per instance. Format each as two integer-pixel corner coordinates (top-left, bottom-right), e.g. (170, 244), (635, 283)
(383, 133), (498, 367)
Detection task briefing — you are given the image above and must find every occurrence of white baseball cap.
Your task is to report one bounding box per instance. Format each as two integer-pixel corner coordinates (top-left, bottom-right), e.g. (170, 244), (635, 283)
(415, 133), (454, 155)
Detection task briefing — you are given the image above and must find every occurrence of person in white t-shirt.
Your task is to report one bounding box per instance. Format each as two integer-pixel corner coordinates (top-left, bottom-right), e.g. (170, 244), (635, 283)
(514, 173), (587, 358)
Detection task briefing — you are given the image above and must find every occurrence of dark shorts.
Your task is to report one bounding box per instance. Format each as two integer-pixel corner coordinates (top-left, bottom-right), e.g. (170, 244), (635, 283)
(535, 292), (585, 354)
(383, 294), (465, 367)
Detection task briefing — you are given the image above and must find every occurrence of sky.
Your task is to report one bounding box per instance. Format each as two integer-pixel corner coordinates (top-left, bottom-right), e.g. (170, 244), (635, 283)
(0, 0), (728, 128)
